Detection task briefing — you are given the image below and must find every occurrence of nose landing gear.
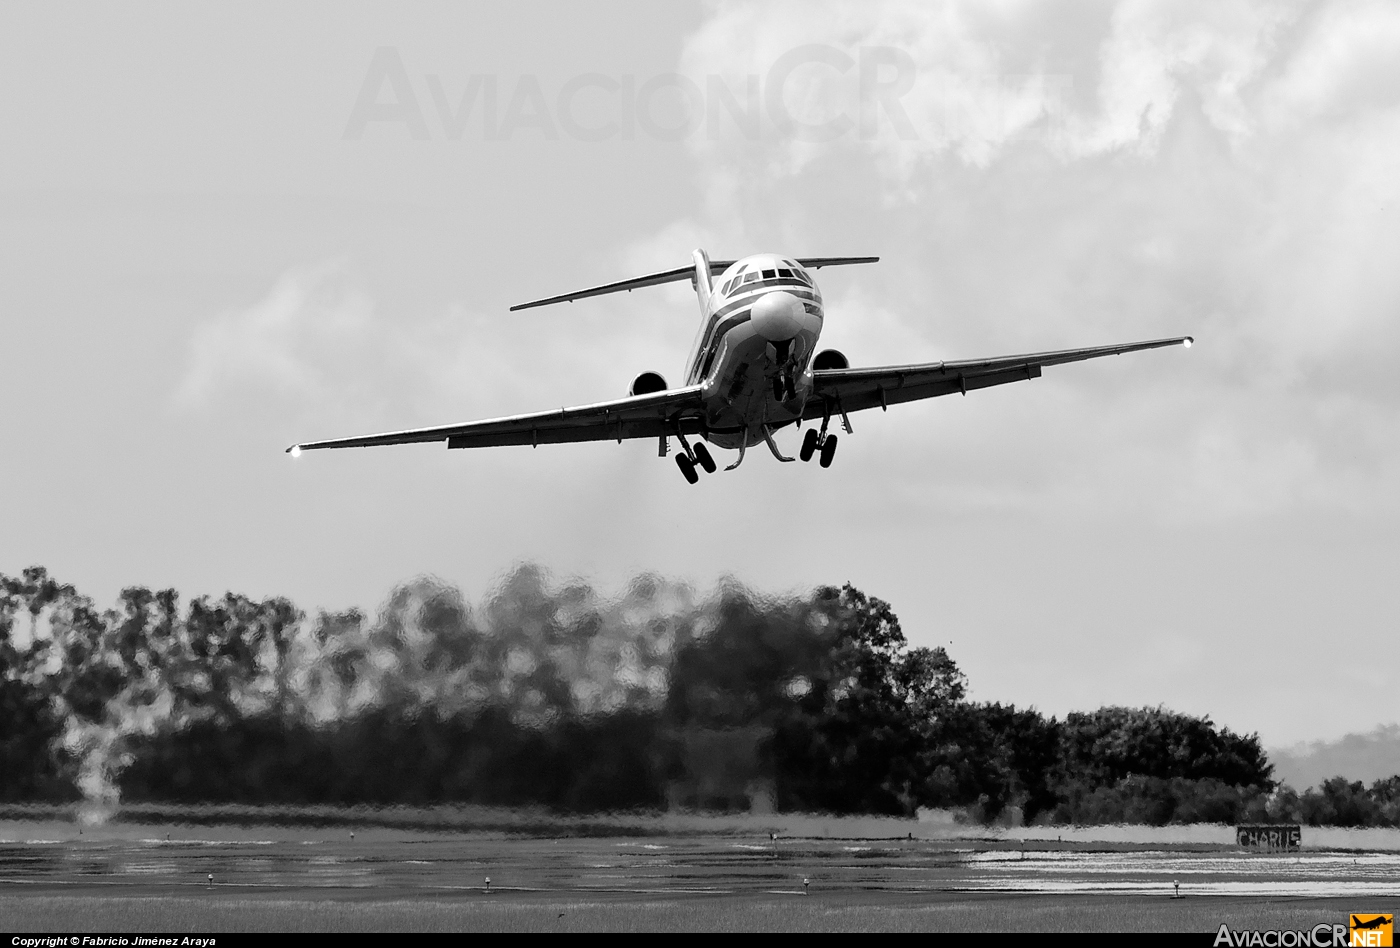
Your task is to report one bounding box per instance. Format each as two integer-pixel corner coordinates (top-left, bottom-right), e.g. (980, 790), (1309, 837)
(771, 371), (796, 402)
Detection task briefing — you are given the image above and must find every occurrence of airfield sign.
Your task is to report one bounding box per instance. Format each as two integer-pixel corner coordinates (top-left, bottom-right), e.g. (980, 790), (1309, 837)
(1236, 824), (1301, 851)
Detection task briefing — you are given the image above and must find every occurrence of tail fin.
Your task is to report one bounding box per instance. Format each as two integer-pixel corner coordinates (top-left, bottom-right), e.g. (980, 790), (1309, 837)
(691, 248), (713, 316)
(509, 255), (878, 311)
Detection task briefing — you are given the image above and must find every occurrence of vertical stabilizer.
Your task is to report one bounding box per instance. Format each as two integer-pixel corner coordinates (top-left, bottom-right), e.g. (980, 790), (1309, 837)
(691, 248), (713, 316)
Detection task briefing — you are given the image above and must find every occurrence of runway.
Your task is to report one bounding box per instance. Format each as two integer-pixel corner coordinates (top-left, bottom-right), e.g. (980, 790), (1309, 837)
(3, 823), (1398, 899)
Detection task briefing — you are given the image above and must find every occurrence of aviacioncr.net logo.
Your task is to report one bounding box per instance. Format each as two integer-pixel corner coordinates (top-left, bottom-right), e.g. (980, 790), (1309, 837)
(1213, 923), (1358, 947)
(1214, 917), (1393, 947)
(1349, 915), (1393, 948)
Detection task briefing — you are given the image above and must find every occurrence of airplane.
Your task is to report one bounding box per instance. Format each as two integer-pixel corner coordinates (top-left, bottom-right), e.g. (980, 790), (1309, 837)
(1352, 916), (1392, 931)
(286, 250), (1192, 483)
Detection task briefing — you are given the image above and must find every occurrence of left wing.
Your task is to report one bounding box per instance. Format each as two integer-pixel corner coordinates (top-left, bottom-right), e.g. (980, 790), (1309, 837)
(288, 385), (706, 454)
(805, 336), (1192, 418)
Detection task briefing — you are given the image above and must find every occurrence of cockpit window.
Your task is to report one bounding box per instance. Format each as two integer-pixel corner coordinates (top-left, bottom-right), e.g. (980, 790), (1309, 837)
(777, 268), (793, 278)
(742, 272), (760, 284)
(762, 269), (776, 279)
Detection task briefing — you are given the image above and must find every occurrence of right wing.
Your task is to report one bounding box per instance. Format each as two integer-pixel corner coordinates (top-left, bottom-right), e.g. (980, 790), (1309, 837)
(288, 385), (706, 454)
(806, 336), (1193, 418)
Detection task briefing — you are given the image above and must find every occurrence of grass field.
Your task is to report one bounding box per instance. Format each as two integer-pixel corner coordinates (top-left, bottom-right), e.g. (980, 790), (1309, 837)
(0, 892), (1384, 933)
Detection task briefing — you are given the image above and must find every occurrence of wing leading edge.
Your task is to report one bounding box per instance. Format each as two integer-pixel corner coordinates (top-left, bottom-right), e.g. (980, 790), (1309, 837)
(287, 385), (707, 454)
(805, 336), (1192, 418)
(289, 336), (1191, 454)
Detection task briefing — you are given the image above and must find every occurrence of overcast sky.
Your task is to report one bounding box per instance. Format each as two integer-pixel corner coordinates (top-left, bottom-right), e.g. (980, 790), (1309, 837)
(2, 1), (1397, 746)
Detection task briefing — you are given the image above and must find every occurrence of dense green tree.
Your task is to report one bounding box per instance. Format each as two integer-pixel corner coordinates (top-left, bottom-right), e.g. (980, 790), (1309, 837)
(769, 584), (967, 814)
(919, 703), (1063, 822)
(1059, 706), (1273, 789)
(1301, 777), (1380, 827)
(6, 565), (1380, 825)
(1370, 776), (1400, 827)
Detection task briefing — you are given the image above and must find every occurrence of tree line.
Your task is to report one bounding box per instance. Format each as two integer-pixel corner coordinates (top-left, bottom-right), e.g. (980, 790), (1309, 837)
(2, 564), (1395, 825)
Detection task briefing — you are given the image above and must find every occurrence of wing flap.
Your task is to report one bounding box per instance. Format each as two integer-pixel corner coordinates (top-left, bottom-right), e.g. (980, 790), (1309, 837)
(446, 413), (706, 449)
(809, 336), (1191, 416)
(804, 364), (1043, 418)
(289, 386), (707, 453)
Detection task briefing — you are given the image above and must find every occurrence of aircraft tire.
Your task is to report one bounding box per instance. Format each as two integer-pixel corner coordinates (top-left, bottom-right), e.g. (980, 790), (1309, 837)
(819, 434), (838, 468)
(675, 453), (699, 484)
(800, 429), (819, 462)
(692, 443), (716, 474)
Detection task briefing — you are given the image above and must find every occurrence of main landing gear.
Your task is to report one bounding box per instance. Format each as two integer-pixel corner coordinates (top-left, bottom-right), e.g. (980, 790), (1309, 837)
(669, 430), (716, 485)
(675, 453), (698, 484)
(800, 428), (838, 468)
(692, 442), (716, 473)
(799, 398), (850, 469)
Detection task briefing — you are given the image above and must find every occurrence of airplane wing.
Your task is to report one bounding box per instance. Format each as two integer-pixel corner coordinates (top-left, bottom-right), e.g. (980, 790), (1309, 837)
(805, 336), (1192, 419)
(288, 385), (707, 453)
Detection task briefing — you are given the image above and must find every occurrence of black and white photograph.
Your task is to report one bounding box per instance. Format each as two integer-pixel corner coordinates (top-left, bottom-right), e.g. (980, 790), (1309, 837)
(1, 0), (1397, 935)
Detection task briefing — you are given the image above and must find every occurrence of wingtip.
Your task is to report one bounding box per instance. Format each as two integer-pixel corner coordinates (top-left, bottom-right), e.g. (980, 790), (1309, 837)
(286, 444), (302, 457)
(1182, 336), (1194, 348)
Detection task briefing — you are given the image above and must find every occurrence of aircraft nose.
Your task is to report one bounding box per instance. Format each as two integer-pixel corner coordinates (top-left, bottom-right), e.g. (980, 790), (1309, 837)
(749, 290), (807, 341)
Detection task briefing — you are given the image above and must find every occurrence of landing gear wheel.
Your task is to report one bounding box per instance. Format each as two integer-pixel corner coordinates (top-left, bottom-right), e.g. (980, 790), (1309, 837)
(675, 453), (700, 483)
(692, 442), (716, 474)
(819, 433), (838, 468)
(800, 428), (819, 462)
(675, 453), (699, 484)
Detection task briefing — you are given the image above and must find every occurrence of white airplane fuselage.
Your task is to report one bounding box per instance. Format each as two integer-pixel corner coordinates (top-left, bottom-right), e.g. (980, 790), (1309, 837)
(681, 251), (825, 450)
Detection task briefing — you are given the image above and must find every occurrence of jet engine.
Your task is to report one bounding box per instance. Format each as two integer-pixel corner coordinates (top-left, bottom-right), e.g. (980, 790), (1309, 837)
(812, 349), (849, 371)
(629, 371), (667, 396)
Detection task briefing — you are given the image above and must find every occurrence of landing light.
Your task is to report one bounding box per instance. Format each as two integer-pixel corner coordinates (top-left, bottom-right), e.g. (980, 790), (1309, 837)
(290, 445), (303, 458)
(1182, 337), (1193, 348)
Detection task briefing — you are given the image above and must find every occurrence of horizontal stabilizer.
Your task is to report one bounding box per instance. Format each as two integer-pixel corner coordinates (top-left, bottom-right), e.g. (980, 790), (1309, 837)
(510, 255), (878, 311)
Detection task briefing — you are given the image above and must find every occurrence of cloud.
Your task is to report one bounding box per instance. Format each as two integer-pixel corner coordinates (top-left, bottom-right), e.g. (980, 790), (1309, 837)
(174, 261), (385, 413)
(169, 3), (1400, 519)
(667, 0), (1400, 519)
(172, 260), (686, 437)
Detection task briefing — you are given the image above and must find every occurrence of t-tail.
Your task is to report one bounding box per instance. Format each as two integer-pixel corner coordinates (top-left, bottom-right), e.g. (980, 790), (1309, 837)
(691, 248), (713, 315)
(508, 252), (878, 312)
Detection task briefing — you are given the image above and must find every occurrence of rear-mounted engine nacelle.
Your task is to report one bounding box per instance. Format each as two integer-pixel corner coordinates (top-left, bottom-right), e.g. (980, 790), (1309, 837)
(812, 349), (849, 371)
(630, 371), (667, 396)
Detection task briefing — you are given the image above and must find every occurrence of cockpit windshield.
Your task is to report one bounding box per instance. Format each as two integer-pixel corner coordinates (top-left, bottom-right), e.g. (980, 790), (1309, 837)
(718, 263), (814, 297)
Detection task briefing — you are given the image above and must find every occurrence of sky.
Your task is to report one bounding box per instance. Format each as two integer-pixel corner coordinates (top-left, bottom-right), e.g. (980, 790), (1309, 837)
(2, 0), (1397, 746)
